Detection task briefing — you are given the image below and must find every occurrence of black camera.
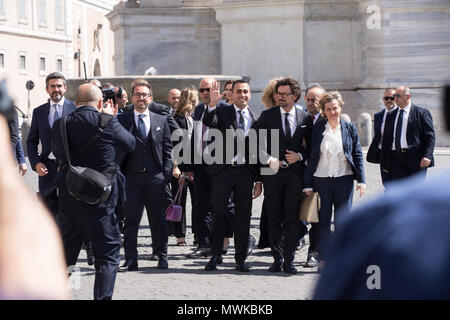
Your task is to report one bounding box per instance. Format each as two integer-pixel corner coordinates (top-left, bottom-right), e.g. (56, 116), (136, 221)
(0, 80), (15, 121)
(102, 87), (117, 105)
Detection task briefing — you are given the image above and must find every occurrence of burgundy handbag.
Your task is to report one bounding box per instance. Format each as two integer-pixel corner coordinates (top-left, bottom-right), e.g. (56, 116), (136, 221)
(166, 182), (184, 222)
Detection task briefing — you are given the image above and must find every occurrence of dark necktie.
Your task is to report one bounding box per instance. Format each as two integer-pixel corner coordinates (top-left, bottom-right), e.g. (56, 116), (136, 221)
(238, 110), (245, 130)
(395, 109), (404, 151)
(284, 113), (292, 141)
(52, 104), (60, 127)
(138, 114), (147, 140)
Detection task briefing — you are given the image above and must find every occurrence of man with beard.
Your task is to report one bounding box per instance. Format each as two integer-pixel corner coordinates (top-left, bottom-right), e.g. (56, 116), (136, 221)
(27, 72), (76, 217)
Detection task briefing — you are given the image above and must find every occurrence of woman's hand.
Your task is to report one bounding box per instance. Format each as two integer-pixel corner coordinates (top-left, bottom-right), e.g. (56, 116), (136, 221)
(356, 184), (366, 197)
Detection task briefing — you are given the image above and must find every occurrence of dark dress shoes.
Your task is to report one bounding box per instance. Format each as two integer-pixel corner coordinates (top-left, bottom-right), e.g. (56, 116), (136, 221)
(204, 255), (222, 271)
(305, 253), (320, 268)
(86, 248), (94, 266)
(157, 256), (168, 269)
(283, 262), (298, 275)
(149, 254), (159, 261)
(118, 260), (138, 272)
(268, 259), (283, 272)
(187, 247), (211, 259)
(235, 261), (250, 272)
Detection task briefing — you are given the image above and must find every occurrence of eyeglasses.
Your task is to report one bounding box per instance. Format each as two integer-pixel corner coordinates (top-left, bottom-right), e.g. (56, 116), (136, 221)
(306, 98), (318, 103)
(132, 93), (152, 98)
(277, 92), (293, 98)
(383, 96), (395, 101)
(393, 94), (402, 98)
(199, 88), (210, 93)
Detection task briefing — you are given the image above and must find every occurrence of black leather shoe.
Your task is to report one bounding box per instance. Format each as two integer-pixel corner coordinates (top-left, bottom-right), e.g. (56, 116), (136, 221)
(296, 237), (306, 251)
(118, 259), (138, 272)
(305, 253), (320, 268)
(205, 255), (222, 271)
(246, 234), (256, 257)
(283, 262), (298, 275)
(268, 259), (283, 272)
(187, 248), (211, 259)
(235, 261), (250, 272)
(157, 256), (168, 269)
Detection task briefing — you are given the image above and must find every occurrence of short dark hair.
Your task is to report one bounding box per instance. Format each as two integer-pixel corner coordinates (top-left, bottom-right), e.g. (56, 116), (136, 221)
(275, 77), (301, 100)
(46, 72), (66, 88)
(225, 80), (235, 88)
(131, 78), (152, 95)
(231, 80), (249, 92)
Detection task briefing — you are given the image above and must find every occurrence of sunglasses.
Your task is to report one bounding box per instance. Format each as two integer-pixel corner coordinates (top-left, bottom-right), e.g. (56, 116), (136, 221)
(199, 88), (210, 93)
(132, 93), (152, 98)
(383, 96), (395, 101)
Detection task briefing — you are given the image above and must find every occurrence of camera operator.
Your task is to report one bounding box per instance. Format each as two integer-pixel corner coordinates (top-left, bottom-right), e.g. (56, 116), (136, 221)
(51, 83), (135, 300)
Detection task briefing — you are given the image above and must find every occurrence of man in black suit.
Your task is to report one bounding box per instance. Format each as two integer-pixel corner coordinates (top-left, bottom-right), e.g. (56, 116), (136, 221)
(202, 80), (262, 272)
(367, 88), (397, 186)
(381, 86), (435, 182)
(27, 72), (76, 217)
(301, 83), (325, 268)
(256, 77), (309, 274)
(117, 79), (173, 271)
(51, 83), (135, 300)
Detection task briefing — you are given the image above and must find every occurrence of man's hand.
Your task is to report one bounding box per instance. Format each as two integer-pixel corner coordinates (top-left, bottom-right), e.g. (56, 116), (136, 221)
(102, 99), (116, 115)
(172, 166), (181, 179)
(253, 182), (262, 199)
(356, 184), (366, 197)
(285, 150), (301, 164)
(304, 190), (313, 197)
(209, 80), (226, 108)
(420, 157), (431, 168)
(268, 157), (280, 172)
(35, 162), (48, 177)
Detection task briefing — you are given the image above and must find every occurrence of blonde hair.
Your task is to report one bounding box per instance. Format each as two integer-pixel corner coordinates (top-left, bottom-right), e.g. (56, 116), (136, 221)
(176, 86), (198, 117)
(261, 77), (283, 109)
(318, 91), (344, 118)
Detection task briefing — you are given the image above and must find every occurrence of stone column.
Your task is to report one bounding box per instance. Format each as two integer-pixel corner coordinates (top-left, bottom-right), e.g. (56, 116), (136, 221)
(107, 0), (221, 76)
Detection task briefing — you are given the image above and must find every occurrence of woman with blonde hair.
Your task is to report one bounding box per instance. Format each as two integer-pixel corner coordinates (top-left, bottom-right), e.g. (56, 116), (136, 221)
(171, 86), (198, 246)
(261, 77), (283, 109)
(303, 91), (366, 266)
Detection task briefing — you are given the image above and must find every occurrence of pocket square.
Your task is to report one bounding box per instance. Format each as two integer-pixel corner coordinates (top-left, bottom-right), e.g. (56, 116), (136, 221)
(301, 125), (307, 128)
(156, 127), (161, 131)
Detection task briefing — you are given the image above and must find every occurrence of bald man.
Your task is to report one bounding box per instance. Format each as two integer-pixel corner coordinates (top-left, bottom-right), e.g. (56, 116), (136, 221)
(51, 83), (135, 300)
(167, 88), (181, 113)
(381, 85), (435, 182)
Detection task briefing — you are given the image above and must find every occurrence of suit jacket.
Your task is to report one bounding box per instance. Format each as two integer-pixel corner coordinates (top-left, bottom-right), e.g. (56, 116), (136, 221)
(27, 99), (76, 171)
(366, 109), (386, 164)
(380, 103), (435, 172)
(304, 118), (365, 189)
(51, 105), (135, 211)
(124, 102), (179, 134)
(7, 108), (19, 152)
(202, 102), (259, 178)
(255, 106), (309, 169)
(117, 108), (173, 180)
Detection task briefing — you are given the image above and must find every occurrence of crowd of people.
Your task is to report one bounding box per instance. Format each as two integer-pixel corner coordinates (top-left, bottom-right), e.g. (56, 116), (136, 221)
(5, 71), (436, 299)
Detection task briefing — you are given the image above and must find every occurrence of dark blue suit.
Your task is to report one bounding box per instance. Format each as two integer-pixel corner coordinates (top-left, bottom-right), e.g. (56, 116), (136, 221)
(255, 106), (309, 264)
(27, 99), (76, 215)
(117, 108), (173, 262)
(314, 171), (450, 299)
(52, 105), (135, 300)
(304, 118), (365, 260)
(367, 108), (392, 185)
(381, 103), (435, 182)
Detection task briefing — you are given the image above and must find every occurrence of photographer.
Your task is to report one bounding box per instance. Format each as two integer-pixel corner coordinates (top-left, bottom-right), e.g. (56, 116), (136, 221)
(51, 83), (135, 300)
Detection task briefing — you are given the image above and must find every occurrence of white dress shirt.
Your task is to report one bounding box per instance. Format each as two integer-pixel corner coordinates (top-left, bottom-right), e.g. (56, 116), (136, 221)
(234, 105), (252, 136)
(392, 102), (411, 150)
(280, 107), (296, 138)
(314, 123), (353, 178)
(48, 97), (65, 127)
(134, 109), (151, 137)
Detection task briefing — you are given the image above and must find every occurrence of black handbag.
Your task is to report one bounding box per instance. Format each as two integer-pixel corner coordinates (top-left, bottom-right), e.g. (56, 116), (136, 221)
(59, 114), (115, 205)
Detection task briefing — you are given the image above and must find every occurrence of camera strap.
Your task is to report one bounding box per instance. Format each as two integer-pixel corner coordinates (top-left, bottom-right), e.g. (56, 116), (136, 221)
(78, 113), (114, 154)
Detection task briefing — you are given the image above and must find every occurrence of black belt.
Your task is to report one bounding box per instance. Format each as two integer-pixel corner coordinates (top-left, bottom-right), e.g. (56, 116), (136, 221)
(392, 148), (408, 153)
(125, 167), (149, 174)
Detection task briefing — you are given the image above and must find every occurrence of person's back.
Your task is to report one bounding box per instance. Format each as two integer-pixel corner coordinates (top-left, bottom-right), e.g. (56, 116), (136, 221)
(314, 171), (450, 299)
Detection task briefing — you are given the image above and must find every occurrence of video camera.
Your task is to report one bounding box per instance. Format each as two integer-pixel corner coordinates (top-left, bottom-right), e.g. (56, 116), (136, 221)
(101, 87), (117, 105)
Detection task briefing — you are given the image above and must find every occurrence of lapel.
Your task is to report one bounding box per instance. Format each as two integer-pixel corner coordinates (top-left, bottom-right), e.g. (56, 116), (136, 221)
(292, 106), (304, 136)
(275, 107), (286, 141)
(61, 99), (72, 117)
(43, 102), (52, 132)
(406, 104), (416, 142)
(340, 118), (349, 154)
(194, 104), (205, 121)
(227, 104), (238, 130)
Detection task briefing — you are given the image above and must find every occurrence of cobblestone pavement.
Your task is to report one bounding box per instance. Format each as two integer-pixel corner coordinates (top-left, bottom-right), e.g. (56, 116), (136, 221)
(22, 148), (450, 300)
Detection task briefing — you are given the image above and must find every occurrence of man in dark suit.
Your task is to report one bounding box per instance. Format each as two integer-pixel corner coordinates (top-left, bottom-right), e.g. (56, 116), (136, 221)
(301, 83), (326, 268)
(51, 83), (135, 300)
(117, 79), (173, 271)
(256, 77), (309, 275)
(202, 80), (262, 272)
(367, 88), (397, 186)
(381, 86), (435, 182)
(27, 72), (76, 217)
